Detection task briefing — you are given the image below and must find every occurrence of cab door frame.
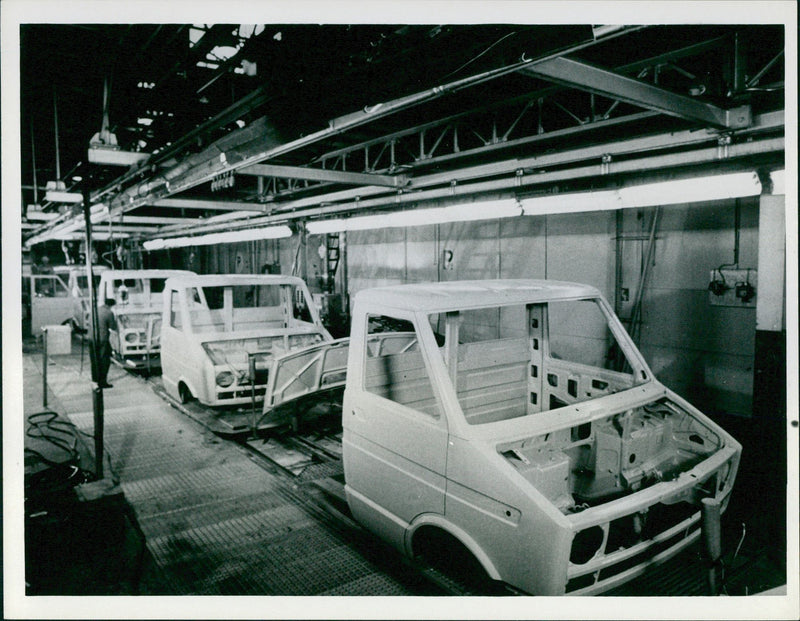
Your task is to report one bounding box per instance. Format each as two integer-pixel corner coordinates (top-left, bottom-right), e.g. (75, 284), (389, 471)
(343, 306), (452, 551)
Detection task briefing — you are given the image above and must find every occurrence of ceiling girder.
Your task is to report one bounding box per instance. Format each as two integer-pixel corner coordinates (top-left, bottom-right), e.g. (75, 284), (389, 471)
(152, 111), (783, 239)
(519, 56), (752, 129)
(152, 197), (268, 212)
(155, 132), (784, 240)
(311, 35), (737, 170)
(90, 215), (201, 225)
(238, 163), (408, 187)
(95, 28), (646, 220)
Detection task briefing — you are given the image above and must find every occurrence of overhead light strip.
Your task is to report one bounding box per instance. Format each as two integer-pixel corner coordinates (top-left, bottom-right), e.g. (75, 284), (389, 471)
(305, 199), (522, 234)
(143, 225), (292, 250)
(521, 171), (763, 216)
(306, 172), (762, 234)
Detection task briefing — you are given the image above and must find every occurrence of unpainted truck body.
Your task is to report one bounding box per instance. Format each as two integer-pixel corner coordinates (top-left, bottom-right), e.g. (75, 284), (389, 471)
(160, 274), (331, 407)
(67, 264), (108, 331)
(22, 272), (72, 335)
(264, 279), (741, 595)
(97, 269), (195, 368)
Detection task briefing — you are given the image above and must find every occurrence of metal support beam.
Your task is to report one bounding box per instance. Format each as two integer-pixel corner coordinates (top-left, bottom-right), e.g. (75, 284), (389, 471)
(71, 225), (164, 234)
(151, 132), (783, 239)
(520, 56), (752, 129)
(90, 215), (201, 225)
(239, 163), (407, 188)
(152, 197), (268, 212)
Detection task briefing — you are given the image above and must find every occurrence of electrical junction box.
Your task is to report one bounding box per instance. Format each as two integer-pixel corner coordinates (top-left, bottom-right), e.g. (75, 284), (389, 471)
(708, 268), (757, 308)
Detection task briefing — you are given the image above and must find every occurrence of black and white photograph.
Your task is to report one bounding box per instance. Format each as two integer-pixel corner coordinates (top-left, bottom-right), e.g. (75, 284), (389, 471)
(2, 1), (797, 619)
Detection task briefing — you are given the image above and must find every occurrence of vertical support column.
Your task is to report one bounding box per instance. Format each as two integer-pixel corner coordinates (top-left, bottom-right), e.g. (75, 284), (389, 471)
(82, 176), (105, 479)
(527, 304), (544, 414)
(614, 210), (624, 316)
(300, 221), (309, 284)
(92, 386), (105, 479)
(753, 192), (786, 562)
(340, 232), (349, 316)
(444, 311), (460, 387)
(756, 194), (785, 333)
(42, 327), (49, 409)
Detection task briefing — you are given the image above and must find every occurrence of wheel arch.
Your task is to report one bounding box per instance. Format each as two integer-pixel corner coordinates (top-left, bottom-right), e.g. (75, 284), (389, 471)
(406, 514), (502, 581)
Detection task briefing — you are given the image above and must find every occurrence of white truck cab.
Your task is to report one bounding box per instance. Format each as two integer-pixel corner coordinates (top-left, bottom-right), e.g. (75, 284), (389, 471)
(96, 269), (195, 368)
(66, 264), (108, 331)
(333, 279), (741, 595)
(22, 271), (73, 335)
(160, 274), (332, 407)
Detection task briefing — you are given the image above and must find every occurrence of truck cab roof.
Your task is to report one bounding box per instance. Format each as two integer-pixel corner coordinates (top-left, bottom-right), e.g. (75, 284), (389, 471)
(353, 279), (601, 313)
(102, 269), (194, 281)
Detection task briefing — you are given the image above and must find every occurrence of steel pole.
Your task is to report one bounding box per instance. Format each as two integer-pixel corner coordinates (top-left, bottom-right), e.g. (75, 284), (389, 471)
(42, 327), (48, 409)
(701, 496), (723, 595)
(82, 177), (105, 478)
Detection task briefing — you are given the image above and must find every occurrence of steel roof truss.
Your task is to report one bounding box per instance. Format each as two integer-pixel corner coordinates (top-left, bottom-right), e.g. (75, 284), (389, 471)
(520, 56), (752, 129)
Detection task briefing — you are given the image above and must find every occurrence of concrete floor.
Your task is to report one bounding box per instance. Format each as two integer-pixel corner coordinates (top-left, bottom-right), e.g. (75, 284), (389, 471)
(21, 340), (439, 595)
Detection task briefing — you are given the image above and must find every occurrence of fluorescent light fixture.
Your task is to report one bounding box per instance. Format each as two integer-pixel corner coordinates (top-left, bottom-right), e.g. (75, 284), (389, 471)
(208, 45), (241, 62)
(770, 169), (785, 195)
(520, 189), (621, 216)
(520, 171), (762, 216)
(137, 117), (153, 126)
(90, 204), (111, 224)
(143, 225), (292, 250)
(53, 231), (130, 241)
(26, 206), (59, 221)
(617, 171), (761, 207)
(44, 190), (83, 204)
(88, 148), (150, 166)
(306, 199), (522, 234)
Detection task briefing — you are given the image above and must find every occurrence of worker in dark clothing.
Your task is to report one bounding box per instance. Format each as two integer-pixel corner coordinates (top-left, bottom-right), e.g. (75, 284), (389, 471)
(33, 255), (54, 274)
(92, 298), (117, 388)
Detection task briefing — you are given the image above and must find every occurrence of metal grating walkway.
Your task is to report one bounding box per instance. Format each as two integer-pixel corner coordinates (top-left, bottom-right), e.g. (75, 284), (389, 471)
(22, 345), (432, 595)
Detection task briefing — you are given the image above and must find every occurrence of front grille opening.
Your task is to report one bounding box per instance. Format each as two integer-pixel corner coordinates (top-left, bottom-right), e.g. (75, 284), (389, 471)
(641, 502), (698, 539)
(566, 571), (598, 592)
(218, 387), (267, 400)
(607, 514), (640, 552)
(606, 501), (698, 552)
(598, 524), (699, 583)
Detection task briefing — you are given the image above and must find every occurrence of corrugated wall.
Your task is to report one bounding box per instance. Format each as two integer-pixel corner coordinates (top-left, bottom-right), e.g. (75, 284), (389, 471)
(632, 198), (758, 417)
(345, 197), (757, 416)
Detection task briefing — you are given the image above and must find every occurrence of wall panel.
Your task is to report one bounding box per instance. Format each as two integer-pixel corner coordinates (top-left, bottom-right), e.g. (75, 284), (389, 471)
(335, 196), (757, 416)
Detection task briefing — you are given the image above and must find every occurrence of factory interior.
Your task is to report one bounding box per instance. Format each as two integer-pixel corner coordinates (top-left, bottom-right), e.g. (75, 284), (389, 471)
(4, 3), (797, 619)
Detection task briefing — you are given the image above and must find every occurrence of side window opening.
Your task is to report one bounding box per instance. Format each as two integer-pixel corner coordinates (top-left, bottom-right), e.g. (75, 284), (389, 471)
(170, 290), (181, 329)
(363, 314), (441, 418)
